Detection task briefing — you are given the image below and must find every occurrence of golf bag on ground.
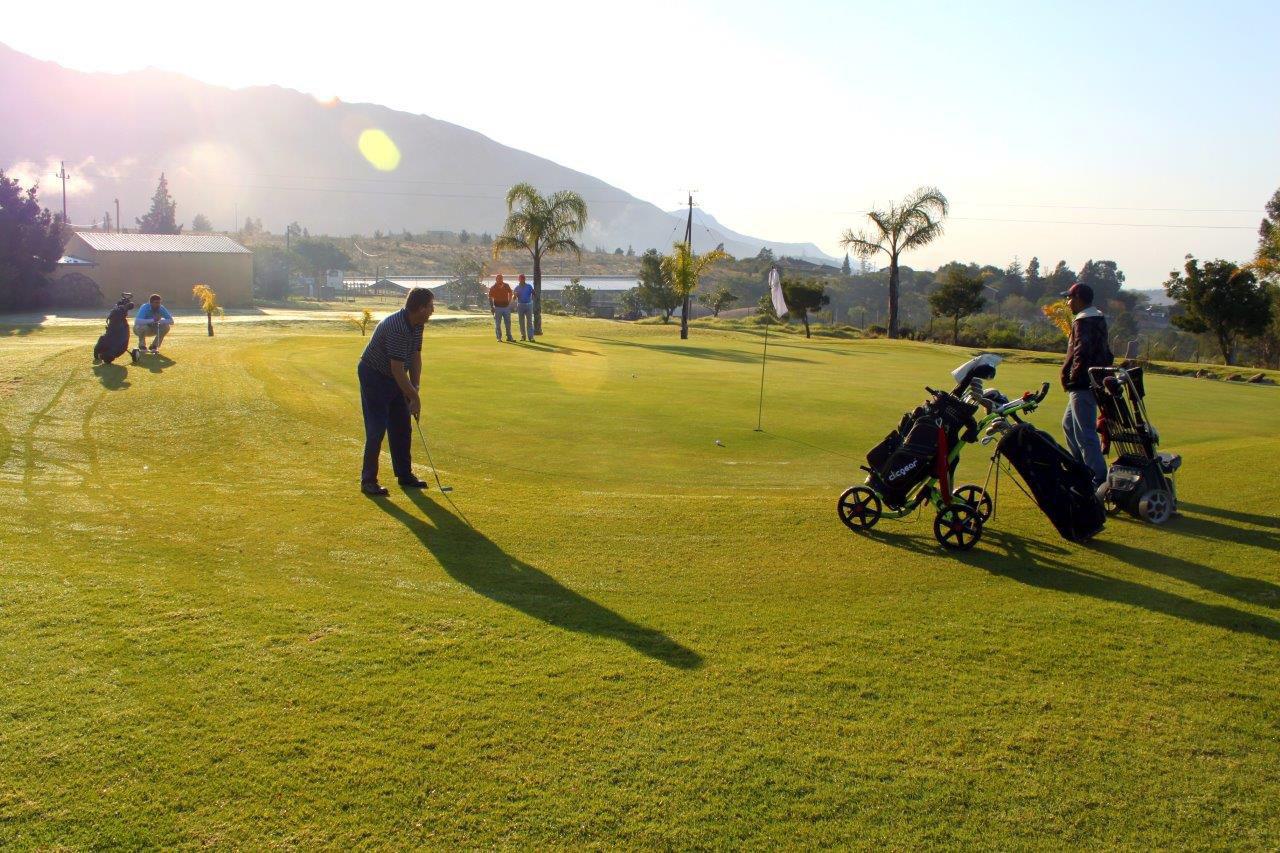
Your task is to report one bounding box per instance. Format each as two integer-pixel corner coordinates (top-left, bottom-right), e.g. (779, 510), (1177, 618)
(996, 422), (1106, 542)
(93, 294), (134, 364)
(866, 391), (977, 509)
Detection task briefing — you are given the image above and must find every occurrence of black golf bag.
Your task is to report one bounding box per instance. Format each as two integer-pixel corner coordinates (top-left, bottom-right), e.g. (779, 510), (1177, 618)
(1090, 367), (1179, 524)
(996, 422), (1106, 542)
(93, 295), (134, 364)
(865, 391), (977, 508)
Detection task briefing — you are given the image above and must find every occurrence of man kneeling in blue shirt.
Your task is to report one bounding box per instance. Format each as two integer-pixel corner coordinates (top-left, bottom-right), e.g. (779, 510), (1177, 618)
(358, 287), (435, 495)
(133, 293), (175, 353)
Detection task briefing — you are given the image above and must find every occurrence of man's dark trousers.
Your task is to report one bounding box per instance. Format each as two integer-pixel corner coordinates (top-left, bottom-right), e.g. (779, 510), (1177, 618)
(358, 361), (412, 485)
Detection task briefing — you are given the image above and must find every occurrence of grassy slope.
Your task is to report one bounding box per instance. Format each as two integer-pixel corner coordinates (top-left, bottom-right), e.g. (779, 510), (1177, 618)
(1, 318), (1278, 848)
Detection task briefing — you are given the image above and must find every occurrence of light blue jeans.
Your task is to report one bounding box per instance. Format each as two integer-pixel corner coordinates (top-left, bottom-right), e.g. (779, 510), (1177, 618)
(1063, 390), (1107, 486)
(493, 306), (512, 340)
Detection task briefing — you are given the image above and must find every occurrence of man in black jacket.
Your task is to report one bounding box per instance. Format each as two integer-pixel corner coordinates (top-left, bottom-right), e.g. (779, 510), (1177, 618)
(1060, 282), (1112, 486)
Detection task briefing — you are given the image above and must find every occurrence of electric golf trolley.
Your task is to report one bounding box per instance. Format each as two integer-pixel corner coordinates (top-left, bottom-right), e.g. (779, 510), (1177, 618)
(1091, 366), (1181, 524)
(837, 355), (1050, 551)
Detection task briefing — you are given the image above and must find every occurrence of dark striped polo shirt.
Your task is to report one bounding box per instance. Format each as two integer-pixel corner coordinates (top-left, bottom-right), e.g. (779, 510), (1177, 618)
(360, 309), (424, 377)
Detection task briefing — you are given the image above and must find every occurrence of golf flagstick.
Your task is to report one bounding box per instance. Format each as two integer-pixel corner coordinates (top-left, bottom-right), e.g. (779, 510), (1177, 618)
(756, 266), (789, 432)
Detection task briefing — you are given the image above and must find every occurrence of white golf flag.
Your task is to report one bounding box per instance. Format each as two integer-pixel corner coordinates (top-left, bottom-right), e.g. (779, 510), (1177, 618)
(768, 268), (789, 317)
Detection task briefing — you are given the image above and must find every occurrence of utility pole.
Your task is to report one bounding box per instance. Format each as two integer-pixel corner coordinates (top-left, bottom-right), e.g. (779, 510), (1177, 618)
(56, 161), (69, 222)
(680, 191), (695, 340)
(114, 198), (121, 233)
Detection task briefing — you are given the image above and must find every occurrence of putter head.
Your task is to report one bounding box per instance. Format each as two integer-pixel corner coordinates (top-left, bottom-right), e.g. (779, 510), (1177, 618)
(439, 486), (454, 493)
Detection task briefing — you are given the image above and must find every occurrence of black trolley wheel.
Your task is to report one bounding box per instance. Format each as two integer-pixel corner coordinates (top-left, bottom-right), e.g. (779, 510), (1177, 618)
(838, 485), (882, 531)
(951, 484), (993, 522)
(933, 504), (983, 551)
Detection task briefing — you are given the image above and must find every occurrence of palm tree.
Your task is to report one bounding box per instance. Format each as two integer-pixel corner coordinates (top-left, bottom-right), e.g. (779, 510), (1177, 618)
(492, 183), (588, 335)
(840, 186), (949, 338)
(662, 243), (727, 339)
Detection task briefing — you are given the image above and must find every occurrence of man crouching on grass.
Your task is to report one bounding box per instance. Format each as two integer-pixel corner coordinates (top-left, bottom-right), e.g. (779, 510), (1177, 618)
(358, 287), (434, 495)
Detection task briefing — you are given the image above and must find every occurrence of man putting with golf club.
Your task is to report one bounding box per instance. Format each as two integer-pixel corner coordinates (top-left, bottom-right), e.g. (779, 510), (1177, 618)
(358, 287), (434, 496)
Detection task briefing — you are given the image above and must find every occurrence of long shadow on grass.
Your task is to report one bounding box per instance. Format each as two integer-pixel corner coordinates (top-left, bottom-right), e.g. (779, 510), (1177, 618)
(1178, 502), (1280, 531)
(582, 336), (815, 364)
(373, 490), (703, 669)
(865, 527), (1280, 641)
(521, 340), (600, 356)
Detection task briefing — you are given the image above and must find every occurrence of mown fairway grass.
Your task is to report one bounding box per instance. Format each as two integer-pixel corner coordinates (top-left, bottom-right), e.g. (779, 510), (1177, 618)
(2, 316), (1278, 848)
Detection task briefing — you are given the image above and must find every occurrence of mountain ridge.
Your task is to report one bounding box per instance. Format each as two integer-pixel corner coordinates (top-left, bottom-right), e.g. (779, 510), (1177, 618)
(0, 42), (831, 261)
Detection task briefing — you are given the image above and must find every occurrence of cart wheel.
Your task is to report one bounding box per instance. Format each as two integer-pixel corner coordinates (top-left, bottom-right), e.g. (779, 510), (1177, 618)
(952, 484), (993, 522)
(838, 485), (882, 531)
(934, 504), (983, 551)
(1138, 489), (1173, 525)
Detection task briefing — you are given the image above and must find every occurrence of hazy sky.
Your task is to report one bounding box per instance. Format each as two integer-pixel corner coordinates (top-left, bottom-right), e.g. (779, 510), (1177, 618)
(4, 0), (1278, 284)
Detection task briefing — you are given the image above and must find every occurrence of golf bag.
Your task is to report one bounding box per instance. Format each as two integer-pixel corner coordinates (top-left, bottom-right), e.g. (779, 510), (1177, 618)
(1090, 366), (1180, 524)
(996, 422), (1106, 542)
(866, 391), (977, 508)
(93, 294), (134, 364)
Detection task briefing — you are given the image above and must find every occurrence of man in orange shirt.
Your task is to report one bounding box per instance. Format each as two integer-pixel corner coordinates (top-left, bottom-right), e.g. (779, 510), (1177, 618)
(489, 274), (514, 342)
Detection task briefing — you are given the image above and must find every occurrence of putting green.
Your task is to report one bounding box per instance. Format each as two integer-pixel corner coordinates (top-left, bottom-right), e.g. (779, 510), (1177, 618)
(2, 317), (1278, 847)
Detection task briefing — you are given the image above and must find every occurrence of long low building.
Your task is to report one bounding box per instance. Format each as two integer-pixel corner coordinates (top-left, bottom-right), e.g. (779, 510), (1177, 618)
(341, 275), (640, 313)
(55, 232), (254, 307)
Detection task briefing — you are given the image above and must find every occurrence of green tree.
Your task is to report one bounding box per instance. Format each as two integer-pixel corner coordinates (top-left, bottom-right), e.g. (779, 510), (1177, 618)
(1044, 260), (1076, 299)
(1078, 259), (1125, 306)
(136, 173), (182, 234)
(286, 221), (302, 240)
(619, 287), (646, 319)
(492, 183), (588, 335)
(251, 246), (296, 301)
(1259, 187), (1280, 244)
(697, 284), (739, 318)
(841, 253), (851, 276)
(1025, 256), (1044, 300)
(636, 248), (678, 322)
(294, 239), (351, 294)
(662, 243), (728, 339)
(561, 278), (592, 315)
(1110, 310), (1139, 352)
(840, 186), (949, 338)
(191, 213), (213, 232)
(459, 229), (471, 245)
(757, 293), (779, 324)
(782, 279), (831, 338)
(1165, 256), (1272, 365)
(929, 266), (986, 344)
(0, 170), (69, 310)
(445, 255), (487, 307)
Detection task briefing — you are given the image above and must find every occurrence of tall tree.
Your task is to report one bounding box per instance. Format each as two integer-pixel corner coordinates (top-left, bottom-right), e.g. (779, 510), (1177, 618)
(136, 173), (182, 234)
(1259, 187), (1280, 243)
(662, 243), (727, 339)
(1165, 256), (1272, 365)
(840, 186), (949, 338)
(841, 252), (852, 276)
(191, 213), (213, 232)
(0, 170), (69, 310)
(1025, 256), (1044, 300)
(1077, 259), (1125, 305)
(636, 248), (679, 322)
(782, 278), (831, 338)
(928, 266), (986, 344)
(492, 183), (588, 335)
(1045, 260), (1076, 298)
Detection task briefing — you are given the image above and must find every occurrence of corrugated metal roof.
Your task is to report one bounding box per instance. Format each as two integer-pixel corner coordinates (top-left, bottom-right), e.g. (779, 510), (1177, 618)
(74, 232), (251, 254)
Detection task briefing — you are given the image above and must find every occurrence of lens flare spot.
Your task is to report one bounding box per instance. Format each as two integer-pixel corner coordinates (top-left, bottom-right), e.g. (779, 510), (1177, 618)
(358, 128), (401, 171)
